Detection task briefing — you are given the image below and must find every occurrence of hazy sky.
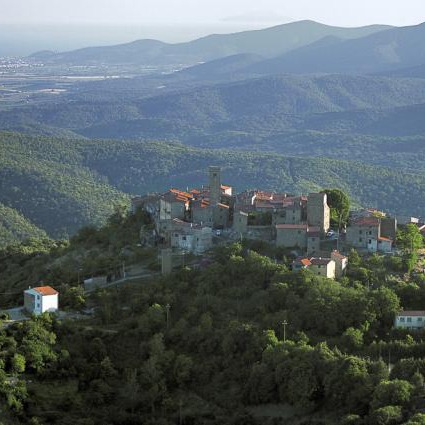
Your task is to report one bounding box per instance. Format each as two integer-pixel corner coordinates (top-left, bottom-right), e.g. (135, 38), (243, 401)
(1, 0), (425, 56)
(1, 0), (425, 27)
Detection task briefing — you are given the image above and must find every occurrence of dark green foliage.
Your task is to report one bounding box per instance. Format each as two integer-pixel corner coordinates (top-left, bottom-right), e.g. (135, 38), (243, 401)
(322, 188), (350, 227)
(4, 131), (425, 249)
(3, 215), (425, 424)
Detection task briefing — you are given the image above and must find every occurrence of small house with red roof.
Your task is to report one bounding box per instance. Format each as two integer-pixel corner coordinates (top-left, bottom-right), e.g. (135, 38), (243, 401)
(292, 257), (336, 279)
(24, 286), (59, 315)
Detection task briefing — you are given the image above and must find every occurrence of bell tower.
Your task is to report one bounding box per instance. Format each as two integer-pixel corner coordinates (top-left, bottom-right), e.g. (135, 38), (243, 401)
(209, 166), (221, 205)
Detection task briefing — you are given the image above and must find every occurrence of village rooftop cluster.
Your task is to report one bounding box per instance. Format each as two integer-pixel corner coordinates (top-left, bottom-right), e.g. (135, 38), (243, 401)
(131, 166), (415, 281)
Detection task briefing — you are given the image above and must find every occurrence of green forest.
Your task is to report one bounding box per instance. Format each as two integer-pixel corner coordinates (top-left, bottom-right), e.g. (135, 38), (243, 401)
(1, 209), (425, 424)
(3, 131), (425, 247)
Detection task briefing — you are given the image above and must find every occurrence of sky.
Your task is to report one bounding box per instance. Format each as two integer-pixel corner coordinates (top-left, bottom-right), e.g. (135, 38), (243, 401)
(1, 0), (425, 27)
(1, 0), (425, 56)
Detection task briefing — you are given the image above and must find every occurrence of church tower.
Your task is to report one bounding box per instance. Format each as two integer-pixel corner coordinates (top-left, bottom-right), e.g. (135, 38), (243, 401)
(209, 166), (221, 205)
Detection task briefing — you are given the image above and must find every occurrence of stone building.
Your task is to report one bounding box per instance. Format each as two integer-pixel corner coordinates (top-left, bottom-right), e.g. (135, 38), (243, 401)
(346, 216), (381, 252)
(307, 229), (321, 256)
(233, 210), (249, 235)
(292, 257), (336, 279)
(331, 251), (348, 278)
(209, 166), (221, 205)
(309, 258), (336, 279)
(276, 224), (309, 249)
(170, 219), (213, 254)
(307, 193), (330, 235)
(381, 217), (397, 240)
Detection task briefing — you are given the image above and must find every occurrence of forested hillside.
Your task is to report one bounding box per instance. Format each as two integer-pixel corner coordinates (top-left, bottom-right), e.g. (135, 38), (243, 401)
(2, 131), (425, 246)
(0, 203), (47, 247)
(0, 133), (128, 243)
(2, 224), (425, 424)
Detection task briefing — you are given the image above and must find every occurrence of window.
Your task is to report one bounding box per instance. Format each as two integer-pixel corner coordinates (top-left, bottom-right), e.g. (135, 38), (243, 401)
(400, 317), (405, 322)
(407, 317), (412, 323)
(418, 317), (423, 322)
(359, 230), (363, 234)
(182, 236), (186, 241)
(36, 295), (40, 300)
(36, 303), (40, 308)
(368, 239), (372, 244)
(369, 231), (372, 235)
(359, 238), (363, 242)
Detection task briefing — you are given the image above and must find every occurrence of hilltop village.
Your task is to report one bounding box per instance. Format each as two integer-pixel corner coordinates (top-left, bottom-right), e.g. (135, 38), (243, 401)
(131, 166), (406, 280)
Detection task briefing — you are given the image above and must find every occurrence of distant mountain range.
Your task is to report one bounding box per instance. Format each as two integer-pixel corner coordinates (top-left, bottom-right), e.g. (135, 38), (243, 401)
(245, 22), (425, 75)
(29, 20), (391, 66)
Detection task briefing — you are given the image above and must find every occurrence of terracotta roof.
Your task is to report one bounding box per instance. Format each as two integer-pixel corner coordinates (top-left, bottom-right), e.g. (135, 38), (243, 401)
(276, 224), (308, 230)
(352, 217), (380, 227)
(34, 286), (58, 296)
(256, 191), (274, 200)
(294, 257), (312, 267)
(169, 189), (192, 199)
(192, 199), (210, 209)
(397, 311), (425, 317)
(310, 258), (333, 266)
(378, 236), (392, 242)
(221, 185), (231, 190)
(331, 251), (347, 260)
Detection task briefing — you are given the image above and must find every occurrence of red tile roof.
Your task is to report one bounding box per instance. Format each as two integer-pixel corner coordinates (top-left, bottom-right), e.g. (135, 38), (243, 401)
(378, 236), (392, 242)
(294, 257), (312, 267)
(331, 251), (347, 260)
(352, 217), (380, 227)
(34, 286), (58, 296)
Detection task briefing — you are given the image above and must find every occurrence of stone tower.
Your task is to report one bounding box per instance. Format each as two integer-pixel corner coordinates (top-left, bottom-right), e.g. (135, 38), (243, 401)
(209, 166), (221, 205)
(307, 193), (330, 234)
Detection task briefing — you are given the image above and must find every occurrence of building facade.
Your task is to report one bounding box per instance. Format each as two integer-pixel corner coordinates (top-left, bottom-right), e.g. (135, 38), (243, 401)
(24, 286), (59, 315)
(395, 311), (425, 330)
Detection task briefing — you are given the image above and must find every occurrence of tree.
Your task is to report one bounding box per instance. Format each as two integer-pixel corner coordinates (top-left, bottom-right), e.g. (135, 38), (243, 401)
(11, 354), (25, 375)
(372, 379), (414, 410)
(369, 405), (403, 425)
(404, 413), (425, 424)
(322, 189), (350, 227)
(397, 224), (423, 253)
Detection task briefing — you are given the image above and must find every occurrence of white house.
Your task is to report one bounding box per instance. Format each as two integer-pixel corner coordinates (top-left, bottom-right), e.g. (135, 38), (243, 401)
(377, 236), (393, 253)
(24, 286), (59, 315)
(395, 311), (425, 330)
